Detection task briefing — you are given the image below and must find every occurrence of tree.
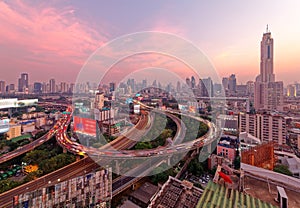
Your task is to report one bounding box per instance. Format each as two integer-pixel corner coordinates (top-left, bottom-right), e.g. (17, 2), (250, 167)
(274, 165), (293, 176)
(23, 150), (49, 165)
(134, 142), (152, 150)
(188, 158), (204, 176)
(233, 156), (240, 170)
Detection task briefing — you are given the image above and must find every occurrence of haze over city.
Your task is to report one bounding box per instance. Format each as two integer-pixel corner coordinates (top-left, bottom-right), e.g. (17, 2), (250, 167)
(1, 0), (300, 85)
(1, 1), (300, 208)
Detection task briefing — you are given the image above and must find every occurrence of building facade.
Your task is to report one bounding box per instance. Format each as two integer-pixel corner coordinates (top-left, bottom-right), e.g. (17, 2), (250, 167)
(239, 112), (287, 145)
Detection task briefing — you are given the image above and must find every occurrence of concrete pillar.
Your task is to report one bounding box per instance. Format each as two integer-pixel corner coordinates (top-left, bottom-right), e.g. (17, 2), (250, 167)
(167, 156), (171, 166)
(115, 160), (120, 175)
(207, 143), (212, 154)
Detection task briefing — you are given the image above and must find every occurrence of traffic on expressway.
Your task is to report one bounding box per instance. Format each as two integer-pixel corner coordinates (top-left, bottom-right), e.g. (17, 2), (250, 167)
(56, 102), (220, 160)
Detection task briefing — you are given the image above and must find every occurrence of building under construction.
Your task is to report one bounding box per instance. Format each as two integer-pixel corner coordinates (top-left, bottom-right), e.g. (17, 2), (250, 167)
(241, 142), (275, 170)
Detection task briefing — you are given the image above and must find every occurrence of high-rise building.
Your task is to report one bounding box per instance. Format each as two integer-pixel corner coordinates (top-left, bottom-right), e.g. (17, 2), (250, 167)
(60, 82), (68, 93)
(0, 81), (5, 94)
(49, 78), (56, 93)
(246, 81), (254, 97)
(176, 81), (181, 92)
(254, 27), (283, 111)
(109, 82), (115, 92)
(228, 74), (237, 95)
(18, 73), (29, 92)
(142, 79), (147, 89)
(287, 84), (297, 97)
(8, 84), (15, 93)
(191, 76), (196, 88)
(33, 82), (42, 94)
(222, 77), (229, 92)
(201, 77), (214, 97)
(239, 112), (287, 145)
(95, 92), (105, 109)
(186, 77), (191, 88)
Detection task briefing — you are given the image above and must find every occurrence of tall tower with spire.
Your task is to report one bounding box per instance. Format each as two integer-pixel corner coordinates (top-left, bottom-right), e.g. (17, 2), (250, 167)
(254, 26), (283, 111)
(256, 25), (275, 83)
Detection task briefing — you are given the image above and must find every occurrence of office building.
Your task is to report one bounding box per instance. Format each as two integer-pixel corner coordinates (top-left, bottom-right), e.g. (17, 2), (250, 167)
(33, 82), (42, 94)
(228, 74), (237, 95)
(18, 73), (29, 92)
(201, 77), (213, 97)
(254, 27), (283, 111)
(49, 78), (56, 93)
(0, 81), (5, 94)
(109, 82), (115, 92)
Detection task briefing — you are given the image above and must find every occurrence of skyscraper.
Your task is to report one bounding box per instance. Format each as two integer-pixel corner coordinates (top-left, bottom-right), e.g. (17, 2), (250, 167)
(49, 78), (56, 93)
(186, 77), (191, 88)
(33, 82), (42, 94)
(257, 26), (275, 83)
(109, 82), (115, 92)
(0, 81), (5, 94)
(201, 77), (213, 97)
(254, 26), (283, 111)
(191, 76), (196, 88)
(18, 73), (29, 92)
(228, 74), (237, 95)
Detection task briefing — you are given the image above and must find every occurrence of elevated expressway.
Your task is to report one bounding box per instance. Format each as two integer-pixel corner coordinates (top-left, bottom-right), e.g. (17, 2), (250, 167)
(0, 102), (219, 206)
(57, 103), (220, 196)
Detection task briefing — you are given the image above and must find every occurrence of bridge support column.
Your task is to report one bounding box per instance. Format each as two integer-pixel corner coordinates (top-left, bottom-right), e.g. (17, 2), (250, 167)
(196, 147), (200, 154)
(115, 160), (120, 175)
(167, 156), (171, 166)
(207, 143), (212, 154)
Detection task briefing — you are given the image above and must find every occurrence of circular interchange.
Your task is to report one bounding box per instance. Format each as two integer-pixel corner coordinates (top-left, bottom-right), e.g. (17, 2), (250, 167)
(72, 32), (225, 177)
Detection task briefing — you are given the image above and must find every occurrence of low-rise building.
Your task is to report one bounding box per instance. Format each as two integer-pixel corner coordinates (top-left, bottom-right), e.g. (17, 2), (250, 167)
(7, 124), (21, 140)
(128, 182), (158, 208)
(21, 121), (35, 133)
(149, 176), (203, 208)
(217, 137), (239, 161)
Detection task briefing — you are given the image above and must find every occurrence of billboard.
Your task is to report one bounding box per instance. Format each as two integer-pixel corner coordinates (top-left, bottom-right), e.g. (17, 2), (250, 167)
(134, 104), (140, 114)
(0, 119), (10, 133)
(73, 116), (96, 136)
(0, 98), (38, 109)
(0, 99), (17, 109)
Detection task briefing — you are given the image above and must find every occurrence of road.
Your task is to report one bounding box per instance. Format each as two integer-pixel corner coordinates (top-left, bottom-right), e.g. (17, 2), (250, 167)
(0, 102), (218, 206)
(0, 108), (71, 165)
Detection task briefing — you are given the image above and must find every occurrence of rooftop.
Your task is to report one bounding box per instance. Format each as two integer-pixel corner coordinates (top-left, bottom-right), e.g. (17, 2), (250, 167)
(196, 181), (278, 208)
(149, 176), (203, 208)
(129, 182), (158, 204)
(244, 176), (300, 208)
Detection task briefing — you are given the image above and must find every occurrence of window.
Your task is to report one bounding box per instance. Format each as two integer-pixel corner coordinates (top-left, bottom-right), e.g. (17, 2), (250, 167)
(267, 45), (271, 59)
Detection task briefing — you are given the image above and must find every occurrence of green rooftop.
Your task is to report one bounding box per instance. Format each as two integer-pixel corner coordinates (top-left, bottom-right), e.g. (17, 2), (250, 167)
(196, 181), (278, 208)
(11, 134), (31, 143)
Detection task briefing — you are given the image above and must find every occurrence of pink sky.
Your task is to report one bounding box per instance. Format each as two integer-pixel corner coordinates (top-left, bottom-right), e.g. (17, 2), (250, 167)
(1, 1), (300, 86)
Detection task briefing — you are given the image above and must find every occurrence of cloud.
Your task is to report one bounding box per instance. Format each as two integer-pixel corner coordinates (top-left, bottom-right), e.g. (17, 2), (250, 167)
(0, 0), (108, 81)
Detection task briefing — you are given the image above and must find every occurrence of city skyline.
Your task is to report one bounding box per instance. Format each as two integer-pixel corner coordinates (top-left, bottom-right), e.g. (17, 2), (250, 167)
(1, 1), (300, 85)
